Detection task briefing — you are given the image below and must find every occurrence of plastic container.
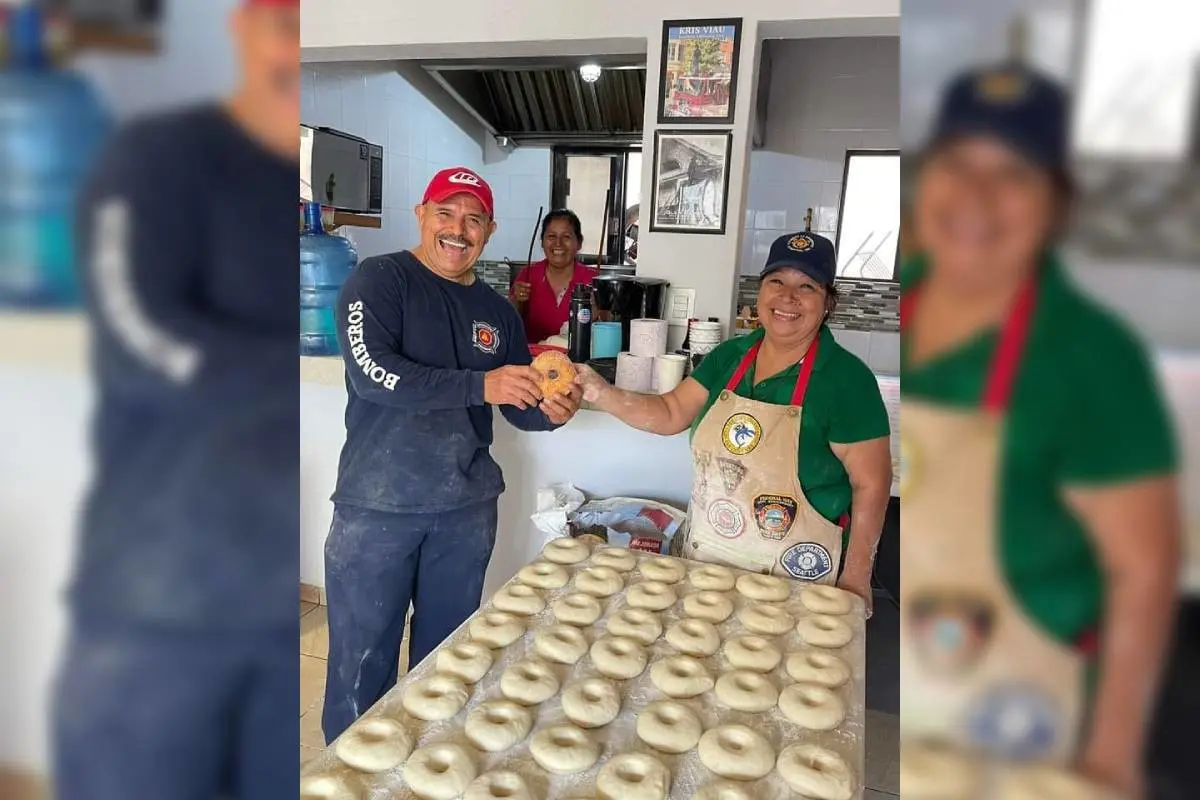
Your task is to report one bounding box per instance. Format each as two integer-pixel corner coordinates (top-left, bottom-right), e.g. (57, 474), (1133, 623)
(0, 5), (112, 307)
(299, 202), (357, 356)
(590, 321), (622, 359)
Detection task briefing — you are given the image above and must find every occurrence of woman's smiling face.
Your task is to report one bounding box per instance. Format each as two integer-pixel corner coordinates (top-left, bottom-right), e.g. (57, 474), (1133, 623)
(757, 267), (828, 346)
(542, 217), (581, 270)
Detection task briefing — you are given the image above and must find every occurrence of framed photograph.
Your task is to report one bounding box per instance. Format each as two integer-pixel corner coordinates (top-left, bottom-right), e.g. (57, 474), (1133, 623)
(649, 130), (733, 235)
(657, 18), (742, 124)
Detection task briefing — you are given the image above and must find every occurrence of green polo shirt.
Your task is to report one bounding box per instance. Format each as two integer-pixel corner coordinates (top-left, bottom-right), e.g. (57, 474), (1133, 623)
(901, 254), (1177, 646)
(689, 325), (891, 526)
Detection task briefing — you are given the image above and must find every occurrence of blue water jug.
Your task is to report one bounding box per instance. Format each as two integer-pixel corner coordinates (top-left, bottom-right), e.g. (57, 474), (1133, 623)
(0, 5), (112, 307)
(300, 202), (357, 356)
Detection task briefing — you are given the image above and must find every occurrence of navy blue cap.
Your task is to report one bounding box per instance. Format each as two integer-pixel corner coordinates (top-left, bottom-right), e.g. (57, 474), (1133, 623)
(929, 62), (1069, 171)
(761, 232), (836, 285)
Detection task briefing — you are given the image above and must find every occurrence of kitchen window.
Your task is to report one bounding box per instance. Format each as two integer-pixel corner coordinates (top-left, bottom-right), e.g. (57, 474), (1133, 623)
(835, 150), (901, 280)
(551, 148), (642, 268)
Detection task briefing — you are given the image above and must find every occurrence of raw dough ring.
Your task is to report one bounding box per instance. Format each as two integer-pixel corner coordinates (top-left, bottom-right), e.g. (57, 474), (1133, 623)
(596, 752), (671, 800)
(590, 634), (648, 679)
(492, 583), (545, 616)
(682, 590), (734, 623)
(666, 618), (722, 657)
(737, 603), (795, 635)
(542, 536), (591, 565)
(436, 641), (494, 684)
(464, 699), (534, 752)
(650, 655), (714, 698)
(561, 677), (622, 728)
(697, 724), (775, 781)
(552, 592), (603, 626)
(715, 669), (779, 712)
(402, 674), (470, 721)
(626, 580), (678, 611)
(464, 771), (535, 800)
(636, 699), (703, 754)
(574, 565), (625, 597)
(500, 658), (560, 705)
(606, 607), (663, 645)
(688, 563), (736, 592)
(723, 635), (782, 673)
(778, 743), (854, 800)
(334, 715), (412, 772)
(300, 772), (365, 800)
(779, 682), (846, 730)
(533, 350), (576, 397)
(797, 614), (854, 648)
(639, 556), (687, 584)
(403, 743), (478, 800)
(735, 573), (790, 602)
(690, 783), (752, 800)
(517, 560), (569, 589)
(786, 648), (851, 688)
(529, 723), (601, 774)
(469, 611), (525, 648)
(590, 545), (638, 572)
(799, 584), (854, 615)
(534, 624), (590, 665)
(900, 739), (983, 799)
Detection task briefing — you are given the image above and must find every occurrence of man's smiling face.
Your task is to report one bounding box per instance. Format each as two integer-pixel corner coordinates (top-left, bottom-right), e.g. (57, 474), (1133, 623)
(414, 194), (495, 282)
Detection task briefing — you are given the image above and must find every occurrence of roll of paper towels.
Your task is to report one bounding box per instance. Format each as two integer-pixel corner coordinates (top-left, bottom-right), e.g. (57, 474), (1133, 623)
(615, 351), (654, 392)
(654, 353), (688, 394)
(629, 318), (669, 358)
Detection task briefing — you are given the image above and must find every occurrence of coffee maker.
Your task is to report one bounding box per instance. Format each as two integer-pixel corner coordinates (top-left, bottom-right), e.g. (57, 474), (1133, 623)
(590, 275), (670, 351)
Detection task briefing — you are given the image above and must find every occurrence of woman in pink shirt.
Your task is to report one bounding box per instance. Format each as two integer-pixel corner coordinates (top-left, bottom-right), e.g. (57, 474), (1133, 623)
(510, 210), (599, 344)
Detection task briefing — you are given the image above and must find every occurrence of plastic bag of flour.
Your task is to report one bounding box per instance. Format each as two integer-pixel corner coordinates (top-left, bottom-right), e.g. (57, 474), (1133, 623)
(569, 497), (687, 555)
(531, 483), (587, 541)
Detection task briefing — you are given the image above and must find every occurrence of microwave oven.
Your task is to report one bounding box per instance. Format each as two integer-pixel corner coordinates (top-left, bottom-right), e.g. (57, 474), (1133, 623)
(301, 124), (384, 214)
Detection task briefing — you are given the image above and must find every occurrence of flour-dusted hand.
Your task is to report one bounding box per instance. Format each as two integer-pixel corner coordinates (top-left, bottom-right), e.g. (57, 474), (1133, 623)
(836, 570), (874, 619)
(484, 365), (543, 409)
(573, 362), (609, 404)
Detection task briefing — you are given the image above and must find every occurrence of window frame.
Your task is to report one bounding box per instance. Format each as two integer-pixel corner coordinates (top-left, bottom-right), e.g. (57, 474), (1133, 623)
(834, 148), (902, 281)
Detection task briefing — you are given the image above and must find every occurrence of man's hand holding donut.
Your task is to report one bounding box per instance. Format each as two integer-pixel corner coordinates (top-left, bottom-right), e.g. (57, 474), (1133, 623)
(484, 365), (544, 409)
(541, 383), (582, 426)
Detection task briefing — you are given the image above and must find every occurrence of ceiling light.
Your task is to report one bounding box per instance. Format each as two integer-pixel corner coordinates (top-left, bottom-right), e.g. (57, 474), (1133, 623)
(580, 63), (602, 83)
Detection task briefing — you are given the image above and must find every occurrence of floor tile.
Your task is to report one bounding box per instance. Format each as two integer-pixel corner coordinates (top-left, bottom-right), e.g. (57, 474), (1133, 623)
(863, 709), (900, 794)
(863, 789), (898, 798)
(301, 604), (329, 660)
(301, 600), (316, 618)
(300, 654), (326, 712)
(300, 702), (327, 749)
(300, 583), (321, 605)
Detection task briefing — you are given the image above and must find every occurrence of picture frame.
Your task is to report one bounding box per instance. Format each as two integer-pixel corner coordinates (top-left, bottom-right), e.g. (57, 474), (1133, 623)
(656, 18), (743, 125)
(649, 130), (733, 235)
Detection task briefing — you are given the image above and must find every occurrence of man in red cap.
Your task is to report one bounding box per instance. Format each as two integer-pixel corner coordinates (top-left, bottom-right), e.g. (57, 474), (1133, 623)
(53, 1), (299, 798)
(321, 165), (582, 742)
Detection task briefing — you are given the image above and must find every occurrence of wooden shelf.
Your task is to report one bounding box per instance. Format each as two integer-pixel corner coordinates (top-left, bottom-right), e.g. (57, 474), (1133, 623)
(331, 211), (382, 230)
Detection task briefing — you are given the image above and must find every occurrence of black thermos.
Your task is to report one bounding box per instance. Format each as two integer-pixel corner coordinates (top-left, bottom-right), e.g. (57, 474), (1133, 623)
(568, 283), (593, 363)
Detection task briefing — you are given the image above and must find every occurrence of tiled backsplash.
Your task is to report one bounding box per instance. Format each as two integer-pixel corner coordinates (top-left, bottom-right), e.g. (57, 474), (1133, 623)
(737, 276), (899, 332)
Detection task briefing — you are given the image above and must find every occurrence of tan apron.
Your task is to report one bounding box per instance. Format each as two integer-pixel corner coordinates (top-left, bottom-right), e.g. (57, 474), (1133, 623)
(682, 335), (845, 583)
(900, 280), (1091, 763)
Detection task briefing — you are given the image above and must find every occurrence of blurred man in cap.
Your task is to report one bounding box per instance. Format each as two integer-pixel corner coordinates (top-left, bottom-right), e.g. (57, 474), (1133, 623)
(53, 1), (299, 798)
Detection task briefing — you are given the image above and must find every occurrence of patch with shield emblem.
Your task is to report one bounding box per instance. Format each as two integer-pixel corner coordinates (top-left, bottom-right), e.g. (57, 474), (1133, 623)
(907, 590), (995, 677)
(716, 457), (748, 493)
(753, 494), (797, 540)
(964, 683), (1062, 762)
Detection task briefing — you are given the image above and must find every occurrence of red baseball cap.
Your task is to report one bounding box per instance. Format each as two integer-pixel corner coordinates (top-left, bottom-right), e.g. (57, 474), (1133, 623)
(422, 167), (495, 217)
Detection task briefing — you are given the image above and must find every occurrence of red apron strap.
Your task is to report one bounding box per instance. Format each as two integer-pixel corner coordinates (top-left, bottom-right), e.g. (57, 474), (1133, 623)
(724, 340), (761, 391)
(790, 334), (820, 406)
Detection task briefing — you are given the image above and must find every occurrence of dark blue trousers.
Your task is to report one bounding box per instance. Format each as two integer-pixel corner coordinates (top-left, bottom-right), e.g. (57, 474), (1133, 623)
(52, 625), (294, 800)
(321, 499), (498, 742)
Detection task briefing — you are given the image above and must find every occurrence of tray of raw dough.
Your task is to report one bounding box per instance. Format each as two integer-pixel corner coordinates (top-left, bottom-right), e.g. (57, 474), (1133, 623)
(301, 536), (867, 799)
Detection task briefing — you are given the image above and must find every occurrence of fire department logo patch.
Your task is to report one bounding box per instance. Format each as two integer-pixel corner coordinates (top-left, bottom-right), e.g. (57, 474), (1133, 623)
(721, 413), (762, 456)
(964, 683), (1062, 762)
(975, 70), (1028, 104)
(753, 494), (798, 540)
(907, 589), (995, 677)
(706, 499), (745, 539)
(472, 321), (500, 354)
(780, 542), (833, 581)
(787, 234), (815, 252)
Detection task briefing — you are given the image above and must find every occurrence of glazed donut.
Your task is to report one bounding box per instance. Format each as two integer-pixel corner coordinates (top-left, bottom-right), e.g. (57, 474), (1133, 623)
(797, 614), (854, 648)
(689, 782), (752, 800)
(899, 739), (983, 799)
(403, 743), (478, 800)
(606, 607), (663, 645)
(464, 699), (534, 752)
(722, 635), (782, 673)
(300, 772), (365, 800)
(532, 350), (576, 397)
(596, 753), (671, 800)
(737, 603), (795, 635)
(590, 545), (638, 572)
(333, 715), (412, 772)
(636, 699), (703, 754)
(561, 677), (622, 728)
(688, 563), (736, 592)
(468, 611), (525, 648)
(464, 771), (535, 800)
(735, 573), (790, 602)
(639, 556), (688, 584)
(665, 618), (722, 657)
(534, 624), (590, 665)
(517, 560), (569, 589)
(435, 641), (494, 684)
(785, 648), (851, 688)
(626, 580), (678, 611)
(998, 763), (1121, 800)
(499, 658), (560, 705)
(799, 584), (854, 616)
(551, 592), (603, 626)
(590, 634), (648, 680)
(697, 725), (775, 781)
(650, 655), (714, 698)
(529, 723), (601, 774)
(542, 536), (591, 565)
(714, 669), (779, 713)
(491, 583), (545, 616)
(574, 565), (624, 598)
(779, 682), (846, 730)
(402, 674), (469, 721)
(682, 590), (734, 623)
(777, 743), (854, 800)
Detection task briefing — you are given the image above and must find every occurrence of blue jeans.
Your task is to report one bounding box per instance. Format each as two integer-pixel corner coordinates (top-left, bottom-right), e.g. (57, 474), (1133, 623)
(52, 625), (294, 800)
(321, 500), (498, 742)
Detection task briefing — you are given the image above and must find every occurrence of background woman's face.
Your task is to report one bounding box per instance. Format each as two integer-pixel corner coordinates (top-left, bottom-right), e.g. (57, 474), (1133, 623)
(542, 218), (581, 269)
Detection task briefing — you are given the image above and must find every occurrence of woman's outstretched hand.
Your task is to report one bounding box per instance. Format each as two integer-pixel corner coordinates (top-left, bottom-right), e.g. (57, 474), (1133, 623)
(574, 363), (609, 404)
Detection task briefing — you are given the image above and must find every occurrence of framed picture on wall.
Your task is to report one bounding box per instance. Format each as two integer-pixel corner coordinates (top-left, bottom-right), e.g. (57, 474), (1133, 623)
(656, 18), (742, 124)
(649, 130), (733, 235)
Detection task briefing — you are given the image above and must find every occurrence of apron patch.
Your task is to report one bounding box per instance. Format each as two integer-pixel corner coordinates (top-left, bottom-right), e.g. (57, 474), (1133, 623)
(964, 683), (1062, 761)
(753, 494), (798, 540)
(715, 457), (748, 493)
(779, 542), (833, 581)
(472, 321), (500, 354)
(908, 591), (995, 677)
(693, 452), (712, 504)
(706, 499), (745, 539)
(721, 413), (762, 456)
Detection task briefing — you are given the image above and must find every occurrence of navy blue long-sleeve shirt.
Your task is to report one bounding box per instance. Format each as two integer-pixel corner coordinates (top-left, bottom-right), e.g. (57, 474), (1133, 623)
(332, 250), (556, 514)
